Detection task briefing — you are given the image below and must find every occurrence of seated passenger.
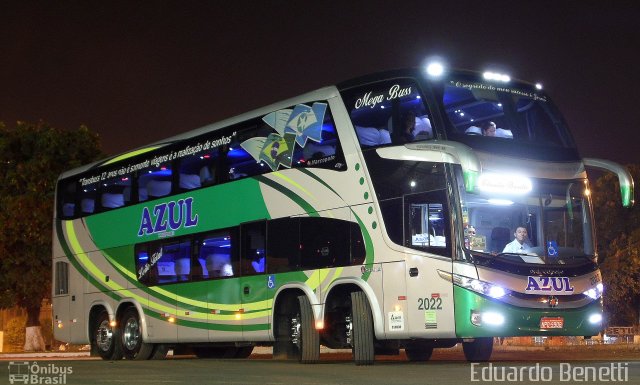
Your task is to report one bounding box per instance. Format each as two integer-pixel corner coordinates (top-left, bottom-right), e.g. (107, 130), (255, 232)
(481, 121), (497, 137)
(502, 226), (532, 254)
(355, 126), (392, 146)
(398, 111), (433, 142)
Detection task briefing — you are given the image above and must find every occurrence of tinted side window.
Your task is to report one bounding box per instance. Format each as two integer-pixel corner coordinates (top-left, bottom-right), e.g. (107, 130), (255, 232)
(241, 221), (266, 275)
(267, 218), (300, 273)
(300, 217), (351, 269)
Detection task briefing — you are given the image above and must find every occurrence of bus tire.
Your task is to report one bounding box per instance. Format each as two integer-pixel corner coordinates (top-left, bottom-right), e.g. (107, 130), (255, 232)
(405, 343), (434, 361)
(350, 291), (374, 365)
(462, 337), (493, 362)
(149, 344), (169, 359)
(273, 294), (319, 363)
(234, 346), (254, 358)
(92, 310), (123, 360)
(121, 308), (154, 360)
(297, 295), (320, 364)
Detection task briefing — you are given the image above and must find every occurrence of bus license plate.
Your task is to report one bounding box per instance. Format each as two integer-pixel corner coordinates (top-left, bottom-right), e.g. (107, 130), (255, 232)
(540, 317), (564, 329)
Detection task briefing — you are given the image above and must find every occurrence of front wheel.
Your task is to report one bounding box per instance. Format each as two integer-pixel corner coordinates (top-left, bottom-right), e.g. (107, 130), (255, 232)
(405, 343), (433, 361)
(121, 308), (154, 360)
(92, 310), (123, 360)
(462, 337), (493, 362)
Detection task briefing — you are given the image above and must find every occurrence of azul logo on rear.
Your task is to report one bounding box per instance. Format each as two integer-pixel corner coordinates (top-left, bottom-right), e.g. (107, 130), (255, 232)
(525, 276), (574, 294)
(137, 197), (198, 237)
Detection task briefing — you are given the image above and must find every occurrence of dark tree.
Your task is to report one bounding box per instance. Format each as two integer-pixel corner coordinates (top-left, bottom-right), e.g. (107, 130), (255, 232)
(0, 121), (102, 350)
(591, 164), (640, 325)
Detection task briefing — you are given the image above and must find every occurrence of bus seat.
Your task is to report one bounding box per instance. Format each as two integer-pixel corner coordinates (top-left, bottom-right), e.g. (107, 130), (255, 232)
(180, 173), (201, 190)
(146, 180), (171, 198)
(81, 198), (95, 214)
(200, 166), (213, 184)
(174, 257), (191, 281)
(62, 203), (75, 217)
(491, 227), (511, 252)
(496, 128), (513, 138)
(101, 193), (124, 208)
(138, 187), (148, 201)
(206, 253), (234, 277)
(465, 126), (482, 135)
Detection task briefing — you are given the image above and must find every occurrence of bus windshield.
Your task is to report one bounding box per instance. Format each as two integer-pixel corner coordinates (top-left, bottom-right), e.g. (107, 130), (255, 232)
(460, 176), (595, 265)
(441, 76), (578, 160)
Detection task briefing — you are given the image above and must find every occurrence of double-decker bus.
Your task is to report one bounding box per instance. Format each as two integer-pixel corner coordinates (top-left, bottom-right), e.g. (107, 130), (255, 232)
(52, 63), (634, 364)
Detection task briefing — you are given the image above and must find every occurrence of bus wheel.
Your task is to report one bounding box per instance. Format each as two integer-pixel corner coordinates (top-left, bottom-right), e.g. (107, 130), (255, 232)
(234, 346), (254, 358)
(462, 337), (493, 362)
(405, 343), (434, 361)
(273, 294), (319, 363)
(121, 308), (154, 360)
(149, 344), (169, 359)
(350, 291), (374, 365)
(93, 310), (123, 360)
(295, 295), (320, 363)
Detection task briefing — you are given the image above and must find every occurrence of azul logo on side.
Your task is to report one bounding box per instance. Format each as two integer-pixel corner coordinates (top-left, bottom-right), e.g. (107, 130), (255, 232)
(138, 197), (198, 236)
(525, 276), (574, 294)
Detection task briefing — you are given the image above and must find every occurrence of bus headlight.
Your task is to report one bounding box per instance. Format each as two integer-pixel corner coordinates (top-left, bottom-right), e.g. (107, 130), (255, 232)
(452, 273), (510, 299)
(588, 313), (603, 324)
(583, 283), (604, 300)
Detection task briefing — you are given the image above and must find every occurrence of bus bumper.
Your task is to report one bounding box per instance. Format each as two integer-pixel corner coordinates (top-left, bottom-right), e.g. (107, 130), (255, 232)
(454, 286), (603, 338)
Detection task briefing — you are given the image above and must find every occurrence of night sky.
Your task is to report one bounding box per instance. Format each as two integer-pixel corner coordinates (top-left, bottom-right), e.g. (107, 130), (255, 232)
(2, 1), (639, 165)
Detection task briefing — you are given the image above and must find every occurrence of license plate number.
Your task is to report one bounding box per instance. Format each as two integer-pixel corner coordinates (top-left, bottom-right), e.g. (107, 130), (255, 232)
(540, 317), (564, 329)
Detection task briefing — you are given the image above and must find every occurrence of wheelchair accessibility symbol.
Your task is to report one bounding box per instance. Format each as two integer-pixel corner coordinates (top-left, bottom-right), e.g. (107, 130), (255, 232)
(547, 241), (558, 257)
(267, 275), (275, 289)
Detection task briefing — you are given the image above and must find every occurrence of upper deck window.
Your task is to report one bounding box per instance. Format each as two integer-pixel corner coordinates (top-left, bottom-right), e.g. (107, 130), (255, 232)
(341, 79), (435, 149)
(442, 78), (576, 150)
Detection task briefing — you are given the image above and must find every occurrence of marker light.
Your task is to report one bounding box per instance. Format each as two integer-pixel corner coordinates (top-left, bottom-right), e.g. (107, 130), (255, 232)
(583, 283), (604, 300)
(109, 320), (117, 327)
(478, 173), (532, 195)
(588, 313), (603, 324)
(535, 83), (543, 90)
(426, 62), (444, 77)
(315, 321), (324, 330)
(483, 71), (511, 82)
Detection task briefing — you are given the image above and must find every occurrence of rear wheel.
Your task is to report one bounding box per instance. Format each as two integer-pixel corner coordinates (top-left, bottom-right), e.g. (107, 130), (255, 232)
(273, 294), (319, 363)
(462, 337), (493, 362)
(350, 291), (374, 365)
(149, 344), (169, 360)
(234, 346), (254, 358)
(121, 308), (154, 360)
(92, 310), (123, 360)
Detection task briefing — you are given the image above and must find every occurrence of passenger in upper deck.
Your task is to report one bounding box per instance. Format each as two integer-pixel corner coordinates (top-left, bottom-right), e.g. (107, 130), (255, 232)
(481, 121), (496, 137)
(398, 110), (433, 143)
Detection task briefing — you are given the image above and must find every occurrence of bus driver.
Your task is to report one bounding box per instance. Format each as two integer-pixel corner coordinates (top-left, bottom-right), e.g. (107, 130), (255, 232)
(502, 226), (532, 253)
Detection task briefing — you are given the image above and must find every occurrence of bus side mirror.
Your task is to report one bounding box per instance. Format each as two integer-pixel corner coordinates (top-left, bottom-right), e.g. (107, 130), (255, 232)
(402, 141), (481, 192)
(584, 158), (635, 208)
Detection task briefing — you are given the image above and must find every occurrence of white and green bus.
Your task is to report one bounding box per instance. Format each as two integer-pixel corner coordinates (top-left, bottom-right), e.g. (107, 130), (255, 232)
(52, 63), (634, 364)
